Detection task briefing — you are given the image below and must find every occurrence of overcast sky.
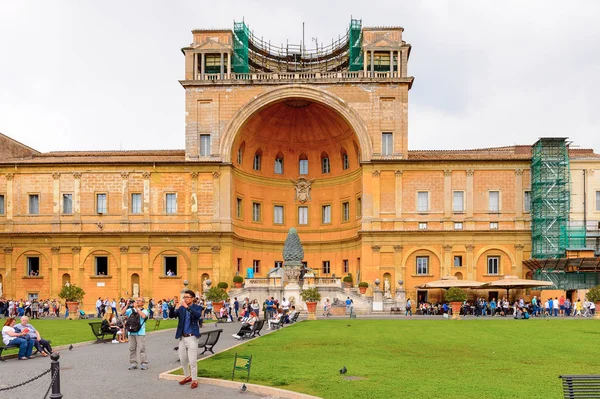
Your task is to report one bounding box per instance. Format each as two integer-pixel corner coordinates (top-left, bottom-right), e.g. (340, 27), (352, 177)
(1, 1), (599, 153)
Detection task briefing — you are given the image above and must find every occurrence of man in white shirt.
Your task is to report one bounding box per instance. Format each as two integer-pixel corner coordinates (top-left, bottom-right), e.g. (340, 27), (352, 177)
(96, 298), (103, 318)
(281, 297), (290, 314)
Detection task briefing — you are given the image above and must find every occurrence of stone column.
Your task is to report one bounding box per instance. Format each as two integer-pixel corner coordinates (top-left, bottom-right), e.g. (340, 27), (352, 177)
(395, 171), (403, 229)
(514, 244), (524, 276)
(200, 53), (205, 79)
(370, 50), (374, 74)
(220, 52), (224, 79)
(71, 246), (81, 288)
(389, 50), (394, 74)
(5, 174), (13, 232)
(372, 280), (383, 312)
(212, 172), (221, 229)
(4, 247), (14, 298)
(444, 170), (452, 228)
(393, 245), (403, 297)
(121, 172), (129, 230)
(372, 171), (381, 222)
(120, 246), (129, 296)
(73, 172), (82, 229)
(227, 52), (231, 76)
(190, 172), (199, 231)
(143, 172), (151, 230)
(211, 246), (221, 285)
(141, 246), (151, 298)
(466, 170), (474, 229)
(52, 173), (60, 226)
(50, 247), (60, 297)
(443, 245), (452, 277)
(466, 244), (475, 280)
(363, 50), (367, 75)
(190, 246), (199, 291)
(397, 50), (402, 76)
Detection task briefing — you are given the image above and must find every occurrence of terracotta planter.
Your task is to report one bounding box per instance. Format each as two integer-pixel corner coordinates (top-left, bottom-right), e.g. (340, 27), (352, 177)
(212, 301), (224, 313)
(234, 282), (243, 288)
(66, 301), (79, 320)
(595, 302), (600, 319)
(343, 282), (352, 288)
(305, 301), (318, 313)
(450, 301), (463, 320)
(359, 287), (367, 294)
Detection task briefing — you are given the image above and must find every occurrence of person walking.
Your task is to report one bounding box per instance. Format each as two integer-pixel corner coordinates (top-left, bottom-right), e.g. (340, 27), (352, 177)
(125, 297), (149, 370)
(405, 298), (412, 318)
(175, 290), (202, 389)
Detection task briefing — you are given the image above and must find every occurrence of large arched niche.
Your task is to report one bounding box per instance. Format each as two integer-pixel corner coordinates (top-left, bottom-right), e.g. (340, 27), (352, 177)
(221, 86), (372, 164)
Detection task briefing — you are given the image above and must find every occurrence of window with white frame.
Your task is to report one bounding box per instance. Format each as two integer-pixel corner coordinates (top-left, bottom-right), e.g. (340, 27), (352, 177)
(487, 256), (499, 274)
(27, 257), (40, 276)
(253, 259), (260, 273)
(62, 194), (73, 214)
(382, 132), (393, 155)
(253, 150), (262, 171)
(274, 261), (283, 268)
(299, 155), (308, 175)
(131, 193), (142, 214)
(96, 193), (106, 214)
(342, 150), (349, 170)
(596, 191), (600, 211)
(453, 191), (464, 212)
(321, 154), (330, 174)
(252, 202), (261, 222)
(416, 256), (429, 275)
(343, 259), (349, 274)
(417, 191), (429, 212)
(342, 202), (350, 222)
(273, 205), (284, 224)
(29, 194), (40, 214)
(237, 142), (245, 165)
(356, 197), (362, 218)
(236, 198), (243, 219)
(323, 261), (330, 274)
(274, 156), (284, 174)
(524, 191), (531, 212)
(490, 222), (499, 230)
(200, 134), (211, 156)
(418, 222), (427, 230)
(489, 191), (500, 212)
(298, 206), (308, 225)
(165, 193), (177, 214)
(454, 256), (463, 267)
(454, 222), (463, 230)
(237, 258), (242, 273)
(322, 205), (331, 224)
(0, 194), (4, 215)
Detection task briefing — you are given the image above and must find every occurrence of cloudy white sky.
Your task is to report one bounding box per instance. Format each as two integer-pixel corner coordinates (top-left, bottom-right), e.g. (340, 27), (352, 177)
(1, 1), (599, 153)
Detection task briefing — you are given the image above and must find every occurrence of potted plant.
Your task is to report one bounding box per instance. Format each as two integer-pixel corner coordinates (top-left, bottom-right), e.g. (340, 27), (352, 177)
(300, 287), (322, 319)
(58, 283), (86, 318)
(217, 281), (229, 290)
(358, 281), (369, 294)
(585, 285), (600, 319)
(444, 287), (467, 320)
(343, 273), (353, 288)
(233, 275), (244, 288)
(205, 286), (229, 313)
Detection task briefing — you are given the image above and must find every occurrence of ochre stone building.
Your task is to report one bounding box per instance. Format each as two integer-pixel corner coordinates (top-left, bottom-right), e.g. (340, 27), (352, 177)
(1, 20), (599, 310)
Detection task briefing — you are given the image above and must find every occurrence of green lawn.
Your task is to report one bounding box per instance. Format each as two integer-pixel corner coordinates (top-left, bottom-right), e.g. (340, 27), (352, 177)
(193, 319), (600, 399)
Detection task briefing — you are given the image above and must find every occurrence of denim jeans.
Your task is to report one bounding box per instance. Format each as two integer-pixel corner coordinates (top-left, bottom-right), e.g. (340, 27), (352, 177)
(10, 337), (34, 358)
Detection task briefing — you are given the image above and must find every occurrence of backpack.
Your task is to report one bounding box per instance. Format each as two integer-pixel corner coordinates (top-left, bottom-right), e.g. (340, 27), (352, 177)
(126, 309), (146, 333)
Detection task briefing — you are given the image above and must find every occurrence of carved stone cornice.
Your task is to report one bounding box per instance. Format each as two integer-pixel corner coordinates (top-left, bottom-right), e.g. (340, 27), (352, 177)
(71, 246), (81, 254)
(5, 173), (13, 181)
(372, 170), (380, 178)
(371, 245), (381, 252)
(515, 169), (523, 176)
(120, 246), (129, 253)
(51, 247), (60, 254)
(443, 245), (453, 252)
(211, 245), (221, 253)
(190, 246), (199, 253)
(395, 170), (403, 177)
(393, 245), (403, 252)
(52, 173), (61, 180)
(142, 172), (151, 179)
(4, 247), (13, 254)
(73, 172), (82, 179)
(190, 172), (199, 179)
(514, 244), (524, 250)
(121, 172), (130, 179)
(465, 244), (475, 252)
(212, 172), (220, 179)
(444, 170), (452, 177)
(466, 170), (474, 177)
(141, 246), (151, 253)
(586, 169), (595, 176)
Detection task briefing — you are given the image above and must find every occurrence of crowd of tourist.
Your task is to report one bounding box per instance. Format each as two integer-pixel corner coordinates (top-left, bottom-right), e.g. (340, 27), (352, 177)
(0, 298), (61, 318)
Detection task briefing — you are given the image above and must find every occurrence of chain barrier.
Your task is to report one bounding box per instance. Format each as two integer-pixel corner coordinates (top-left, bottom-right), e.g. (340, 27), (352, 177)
(43, 368), (59, 399)
(0, 368), (51, 392)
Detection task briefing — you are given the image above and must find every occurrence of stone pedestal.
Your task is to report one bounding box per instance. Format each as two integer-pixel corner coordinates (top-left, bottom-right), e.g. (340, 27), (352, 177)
(395, 289), (407, 310)
(372, 288), (383, 312)
(283, 284), (301, 311)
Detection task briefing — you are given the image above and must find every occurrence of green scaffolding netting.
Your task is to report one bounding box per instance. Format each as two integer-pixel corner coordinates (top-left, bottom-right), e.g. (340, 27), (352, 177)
(348, 18), (363, 71)
(533, 270), (599, 290)
(233, 21), (250, 73)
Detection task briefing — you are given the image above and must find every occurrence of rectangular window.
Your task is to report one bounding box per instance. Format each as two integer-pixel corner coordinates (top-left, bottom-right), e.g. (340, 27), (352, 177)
(274, 158), (283, 174)
(27, 257), (40, 276)
(237, 258), (242, 273)
(164, 256), (178, 276)
(382, 132), (393, 155)
(96, 193), (107, 214)
(322, 205), (331, 224)
(490, 222), (499, 230)
(454, 222), (463, 230)
(453, 191), (464, 212)
(0, 194), (5, 215)
(342, 202), (350, 222)
(274, 261), (283, 268)
(237, 148), (243, 165)
(200, 134), (211, 156)
(131, 193), (142, 214)
(342, 153), (349, 170)
(524, 191), (531, 213)
(29, 194), (39, 214)
(322, 157), (330, 174)
(417, 191), (429, 212)
(489, 191), (500, 212)
(273, 205), (284, 224)
(596, 191), (600, 211)
(454, 256), (463, 267)
(236, 198), (243, 219)
(62, 194), (73, 214)
(166, 193), (177, 214)
(418, 222), (428, 230)
(356, 197), (362, 218)
(95, 256), (108, 276)
(416, 256), (429, 275)
(298, 206), (308, 225)
(253, 259), (260, 274)
(299, 159), (308, 175)
(253, 153), (261, 171)
(302, 261), (308, 269)
(323, 261), (330, 274)
(343, 259), (349, 274)
(487, 256), (499, 275)
(252, 202), (261, 222)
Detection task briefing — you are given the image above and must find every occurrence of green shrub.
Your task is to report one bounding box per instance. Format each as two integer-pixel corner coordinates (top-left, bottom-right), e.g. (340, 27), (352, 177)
(217, 282), (228, 289)
(58, 284), (86, 302)
(233, 275), (244, 283)
(358, 282), (369, 288)
(300, 287), (322, 302)
(444, 287), (467, 302)
(205, 286), (229, 302)
(586, 285), (600, 302)
(342, 273), (353, 283)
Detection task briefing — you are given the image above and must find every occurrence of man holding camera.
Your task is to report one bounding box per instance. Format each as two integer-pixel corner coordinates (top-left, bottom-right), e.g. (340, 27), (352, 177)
(175, 290), (203, 389)
(124, 297), (149, 370)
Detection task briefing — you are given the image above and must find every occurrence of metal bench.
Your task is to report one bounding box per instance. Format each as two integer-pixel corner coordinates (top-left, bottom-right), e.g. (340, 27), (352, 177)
(241, 319), (265, 338)
(0, 341), (21, 361)
(289, 312), (300, 324)
(197, 328), (223, 355)
(559, 375), (600, 398)
(88, 321), (113, 343)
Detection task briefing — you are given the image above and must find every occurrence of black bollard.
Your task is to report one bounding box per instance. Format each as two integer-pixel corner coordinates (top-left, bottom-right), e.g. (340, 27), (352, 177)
(49, 352), (63, 399)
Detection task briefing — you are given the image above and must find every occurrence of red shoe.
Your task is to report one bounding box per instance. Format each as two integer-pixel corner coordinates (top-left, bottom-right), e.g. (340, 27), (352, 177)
(179, 376), (192, 385)
(191, 380), (198, 389)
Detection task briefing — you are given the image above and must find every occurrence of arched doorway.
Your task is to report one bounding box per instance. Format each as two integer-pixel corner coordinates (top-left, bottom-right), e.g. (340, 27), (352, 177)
(131, 273), (140, 298)
(454, 272), (463, 280)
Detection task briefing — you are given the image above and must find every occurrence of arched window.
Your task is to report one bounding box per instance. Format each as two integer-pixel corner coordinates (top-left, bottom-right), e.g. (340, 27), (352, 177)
(299, 153), (308, 175)
(253, 149), (262, 171)
(340, 147), (349, 170)
(237, 142), (245, 165)
(321, 152), (330, 174)
(353, 141), (360, 164)
(274, 152), (284, 174)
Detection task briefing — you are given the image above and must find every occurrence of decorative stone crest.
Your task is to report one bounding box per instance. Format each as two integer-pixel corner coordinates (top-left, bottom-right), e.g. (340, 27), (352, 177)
(141, 246), (150, 253)
(586, 169), (595, 176)
(120, 246), (129, 253)
(51, 247), (60, 254)
(466, 170), (474, 177)
(142, 172), (151, 179)
(211, 245), (221, 253)
(121, 172), (130, 179)
(393, 245), (403, 252)
(212, 172), (220, 179)
(189, 246), (199, 253)
(73, 172), (82, 179)
(395, 170), (403, 177)
(371, 245), (381, 252)
(71, 246), (81, 254)
(291, 177), (314, 204)
(443, 245), (453, 252)
(444, 170), (452, 177)
(52, 173), (60, 180)
(465, 244), (475, 252)
(5, 173), (13, 181)
(96, 222), (104, 231)
(515, 169), (523, 176)
(372, 170), (380, 178)
(190, 172), (199, 179)
(4, 247), (13, 254)
(514, 244), (524, 250)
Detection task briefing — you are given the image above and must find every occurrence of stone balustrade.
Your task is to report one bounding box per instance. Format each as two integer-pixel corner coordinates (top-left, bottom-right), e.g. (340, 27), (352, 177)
(185, 71), (409, 85)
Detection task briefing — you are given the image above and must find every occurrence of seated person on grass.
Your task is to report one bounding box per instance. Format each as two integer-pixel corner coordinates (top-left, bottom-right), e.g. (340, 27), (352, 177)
(15, 315), (53, 356)
(232, 311), (258, 339)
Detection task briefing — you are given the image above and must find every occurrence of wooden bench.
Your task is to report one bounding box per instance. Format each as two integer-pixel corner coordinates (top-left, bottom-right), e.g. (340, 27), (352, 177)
(0, 341), (21, 361)
(559, 375), (600, 398)
(88, 322), (113, 343)
(241, 319), (265, 339)
(198, 328), (223, 355)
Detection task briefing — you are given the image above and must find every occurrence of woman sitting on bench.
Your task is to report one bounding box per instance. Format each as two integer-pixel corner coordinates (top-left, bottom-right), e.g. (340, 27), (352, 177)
(101, 312), (119, 343)
(232, 311), (258, 339)
(2, 317), (34, 360)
